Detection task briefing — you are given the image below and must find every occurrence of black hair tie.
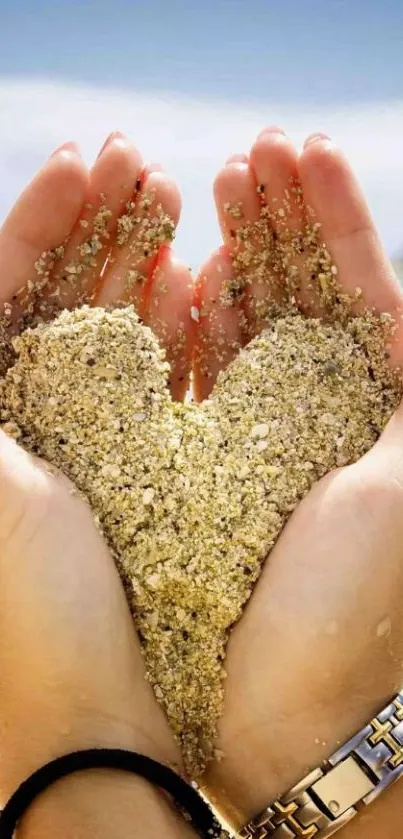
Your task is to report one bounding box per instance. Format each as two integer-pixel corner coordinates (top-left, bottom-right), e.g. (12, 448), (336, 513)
(0, 748), (225, 838)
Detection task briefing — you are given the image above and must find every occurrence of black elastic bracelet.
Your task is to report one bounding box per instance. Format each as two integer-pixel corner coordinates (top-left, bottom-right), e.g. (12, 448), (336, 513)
(0, 748), (225, 838)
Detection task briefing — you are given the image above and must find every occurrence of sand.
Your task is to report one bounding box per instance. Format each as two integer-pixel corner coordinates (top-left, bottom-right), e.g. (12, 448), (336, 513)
(0, 301), (400, 778)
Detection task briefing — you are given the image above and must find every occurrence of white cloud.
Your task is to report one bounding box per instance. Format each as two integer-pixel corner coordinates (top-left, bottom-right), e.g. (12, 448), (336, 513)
(0, 77), (402, 270)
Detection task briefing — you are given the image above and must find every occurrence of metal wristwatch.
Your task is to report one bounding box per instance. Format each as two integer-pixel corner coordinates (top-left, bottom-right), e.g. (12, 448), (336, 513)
(239, 690), (403, 838)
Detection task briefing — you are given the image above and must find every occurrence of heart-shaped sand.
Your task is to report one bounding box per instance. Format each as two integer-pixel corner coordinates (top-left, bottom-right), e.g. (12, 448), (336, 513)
(0, 305), (400, 775)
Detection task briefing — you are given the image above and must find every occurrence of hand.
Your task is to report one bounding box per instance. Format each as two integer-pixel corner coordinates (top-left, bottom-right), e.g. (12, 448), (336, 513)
(0, 132), (193, 398)
(195, 128), (403, 838)
(0, 136), (196, 839)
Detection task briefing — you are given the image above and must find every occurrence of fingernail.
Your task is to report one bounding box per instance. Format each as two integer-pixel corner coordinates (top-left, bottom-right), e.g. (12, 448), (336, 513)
(143, 162), (164, 176)
(225, 153), (249, 166)
(97, 130), (125, 159)
(258, 125), (286, 139)
(224, 159), (248, 170)
(304, 132), (331, 148)
(50, 140), (80, 158)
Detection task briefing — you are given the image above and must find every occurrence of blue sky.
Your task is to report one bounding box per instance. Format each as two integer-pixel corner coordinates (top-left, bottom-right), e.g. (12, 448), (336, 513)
(1, 0), (403, 104)
(0, 0), (402, 268)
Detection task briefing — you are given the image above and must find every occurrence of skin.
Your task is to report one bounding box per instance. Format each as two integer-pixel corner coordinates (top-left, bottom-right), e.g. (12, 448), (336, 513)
(0, 136), (195, 839)
(0, 136), (194, 399)
(0, 128), (403, 838)
(196, 128), (403, 837)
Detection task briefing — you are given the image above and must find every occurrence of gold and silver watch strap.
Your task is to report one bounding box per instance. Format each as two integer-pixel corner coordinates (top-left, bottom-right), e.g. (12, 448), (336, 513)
(239, 690), (403, 838)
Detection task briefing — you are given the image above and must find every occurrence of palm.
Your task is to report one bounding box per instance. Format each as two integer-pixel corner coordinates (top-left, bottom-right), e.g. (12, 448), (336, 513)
(194, 128), (403, 832)
(208, 450), (403, 818)
(0, 134), (192, 797)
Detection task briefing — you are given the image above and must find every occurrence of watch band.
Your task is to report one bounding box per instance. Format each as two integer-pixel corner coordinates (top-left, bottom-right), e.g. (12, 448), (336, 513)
(239, 690), (403, 838)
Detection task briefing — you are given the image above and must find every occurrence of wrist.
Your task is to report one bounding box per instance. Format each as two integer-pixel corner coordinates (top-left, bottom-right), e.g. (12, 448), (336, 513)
(0, 697), (182, 801)
(17, 767), (197, 839)
(203, 681), (403, 837)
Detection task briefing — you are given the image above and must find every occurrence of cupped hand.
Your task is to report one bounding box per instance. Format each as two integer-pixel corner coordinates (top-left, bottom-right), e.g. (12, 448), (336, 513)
(196, 129), (403, 838)
(0, 136), (195, 808)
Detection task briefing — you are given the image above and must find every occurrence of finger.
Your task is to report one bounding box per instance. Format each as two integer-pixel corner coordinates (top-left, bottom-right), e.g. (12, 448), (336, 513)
(145, 247), (194, 402)
(0, 143), (88, 320)
(214, 156), (280, 340)
(97, 169), (181, 309)
(193, 247), (244, 401)
(299, 134), (403, 364)
(250, 128), (301, 233)
(46, 132), (144, 310)
(250, 127), (315, 313)
(214, 160), (261, 256)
